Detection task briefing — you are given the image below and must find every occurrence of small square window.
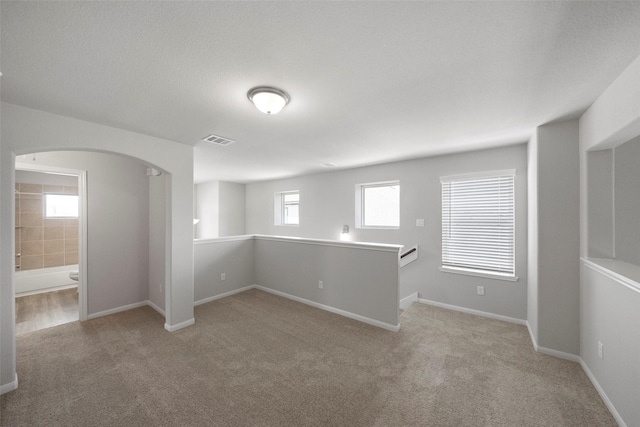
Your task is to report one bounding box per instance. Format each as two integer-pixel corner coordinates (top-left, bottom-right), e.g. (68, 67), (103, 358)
(275, 191), (299, 226)
(356, 182), (400, 228)
(45, 194), (79, 218)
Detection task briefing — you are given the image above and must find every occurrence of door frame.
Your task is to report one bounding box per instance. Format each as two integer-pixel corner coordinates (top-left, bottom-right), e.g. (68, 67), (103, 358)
(15, 161), (88, 321)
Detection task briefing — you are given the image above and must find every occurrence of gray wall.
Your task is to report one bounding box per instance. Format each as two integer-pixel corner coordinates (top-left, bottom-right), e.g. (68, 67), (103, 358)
(587, 150), (614, 259)
(18, 151), (151, 315)
(194, 237), (255, 303)
(148, 173), (167, 312)
(254, 237), (400, 327)
(580, 263), (640, 427)
(246, 144), (528, 321)
(526, 133), (539, 342)
(614, 136), (640, 266)
(193, 235), (400, 328)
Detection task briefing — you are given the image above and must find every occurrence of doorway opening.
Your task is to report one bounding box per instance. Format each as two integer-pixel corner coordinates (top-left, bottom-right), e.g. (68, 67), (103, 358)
(14, 159), (88, 335)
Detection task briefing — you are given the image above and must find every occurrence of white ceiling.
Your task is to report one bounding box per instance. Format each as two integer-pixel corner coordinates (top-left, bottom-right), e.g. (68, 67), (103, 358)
(2, 2), (640, 183)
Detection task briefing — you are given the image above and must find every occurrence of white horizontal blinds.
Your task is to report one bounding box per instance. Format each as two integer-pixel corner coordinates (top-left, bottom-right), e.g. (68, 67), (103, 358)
(442, 173), (515, 276)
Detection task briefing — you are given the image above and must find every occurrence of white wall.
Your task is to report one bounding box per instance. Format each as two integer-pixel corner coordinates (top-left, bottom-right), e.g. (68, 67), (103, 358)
(246, 144), (528, 321)
(218, 181), (245, 237)
(528, 120), (580, 356)
(195, 181), (219, 239)
(195, 180), (246, 239)
(16, 151), (151, 315)
(1, 102), (194, 392)
(15, 169), (77, 186)
(579, 53), (640, 426)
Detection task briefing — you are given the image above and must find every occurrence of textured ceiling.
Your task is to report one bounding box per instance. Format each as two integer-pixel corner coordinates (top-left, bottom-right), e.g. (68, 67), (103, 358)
(2, 1), (640, 183)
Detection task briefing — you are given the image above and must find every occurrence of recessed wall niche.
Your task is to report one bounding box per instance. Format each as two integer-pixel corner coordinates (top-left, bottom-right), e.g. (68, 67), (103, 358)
(614, 135), (640, 266)
(587, 135), (640, 265)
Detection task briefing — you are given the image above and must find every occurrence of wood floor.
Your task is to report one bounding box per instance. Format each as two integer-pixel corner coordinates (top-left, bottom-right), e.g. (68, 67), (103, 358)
(15, 288), (79, 336)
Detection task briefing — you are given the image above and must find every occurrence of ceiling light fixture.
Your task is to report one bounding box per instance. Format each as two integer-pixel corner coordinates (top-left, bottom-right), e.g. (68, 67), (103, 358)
(247, 86), (290, 115)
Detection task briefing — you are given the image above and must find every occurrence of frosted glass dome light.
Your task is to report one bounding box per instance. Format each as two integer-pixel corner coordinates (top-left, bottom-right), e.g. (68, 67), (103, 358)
(247, 86), (290, 115)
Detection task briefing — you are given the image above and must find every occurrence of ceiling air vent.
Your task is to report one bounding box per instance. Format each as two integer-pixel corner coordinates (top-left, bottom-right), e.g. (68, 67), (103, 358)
(202, 134), (235, 146)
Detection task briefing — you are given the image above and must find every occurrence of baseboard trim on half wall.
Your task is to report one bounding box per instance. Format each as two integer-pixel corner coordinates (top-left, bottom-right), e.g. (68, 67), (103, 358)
(146, 300), (166, 317)
(0, 374), (18, 395)
(400, 292), (419, 311)
(417, 297), (527, 326)
(87, 301), (149, 320)
(194, 285), (256, 306)
(164, 318), (195, 332)
(525, 322), (580, 362)
(579, 358), (627, 427)
(253, 285), (401, 332)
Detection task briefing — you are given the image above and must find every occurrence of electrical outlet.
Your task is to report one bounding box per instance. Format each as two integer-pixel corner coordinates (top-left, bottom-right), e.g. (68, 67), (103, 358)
(416, 219), (425, 227)
(598, 341), (603, 360)
(318, 280), (324, 289)
(477, 286), (485, 296)
(221, 273), (226, 281)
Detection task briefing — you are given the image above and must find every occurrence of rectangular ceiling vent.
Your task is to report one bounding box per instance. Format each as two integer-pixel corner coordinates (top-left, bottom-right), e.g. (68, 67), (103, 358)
(202, 134), (235, 146)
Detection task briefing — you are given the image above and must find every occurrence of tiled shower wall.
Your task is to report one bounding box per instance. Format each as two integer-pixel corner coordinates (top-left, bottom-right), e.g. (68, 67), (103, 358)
(15, 183), (79, 271)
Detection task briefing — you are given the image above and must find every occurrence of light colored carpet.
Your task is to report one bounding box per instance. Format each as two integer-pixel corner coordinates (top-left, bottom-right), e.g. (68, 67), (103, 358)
(1, 289), (615, 426)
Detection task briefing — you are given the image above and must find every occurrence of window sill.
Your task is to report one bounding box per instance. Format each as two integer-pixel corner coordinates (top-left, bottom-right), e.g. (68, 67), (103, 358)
(275, 224), (299, 227)
(439, 266), (518, 282)
(357, 226), (400, 230)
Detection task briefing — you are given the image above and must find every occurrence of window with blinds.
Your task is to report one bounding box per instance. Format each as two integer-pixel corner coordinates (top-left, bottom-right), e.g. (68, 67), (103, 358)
(441, 171), (515, 278)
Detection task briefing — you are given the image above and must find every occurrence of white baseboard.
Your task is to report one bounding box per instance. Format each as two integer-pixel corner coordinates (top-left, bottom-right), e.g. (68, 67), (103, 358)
(87, 300), (167, 320)
(194, 285), (256, 306)
(400, 292), (418, 311)
(417, 297), (527, 326)
(164, 318), (195, 332)
(254, 285), (400, 332)
(525, 322), (580, 362)
(0, 374), (18, 395)
(146, 300), (166, 317)
(579, 358), (627, 427)
(87, 301), (149, 320)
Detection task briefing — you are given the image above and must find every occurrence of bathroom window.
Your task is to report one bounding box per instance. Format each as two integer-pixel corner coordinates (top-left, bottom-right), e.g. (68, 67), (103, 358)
(275, 191), (299, 226)
(45, 194), (79, 218)
(356, 181), (400, 228)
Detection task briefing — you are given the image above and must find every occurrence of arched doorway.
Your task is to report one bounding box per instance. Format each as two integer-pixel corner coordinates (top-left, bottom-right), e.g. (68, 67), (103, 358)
(1, 102), (195, 394)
